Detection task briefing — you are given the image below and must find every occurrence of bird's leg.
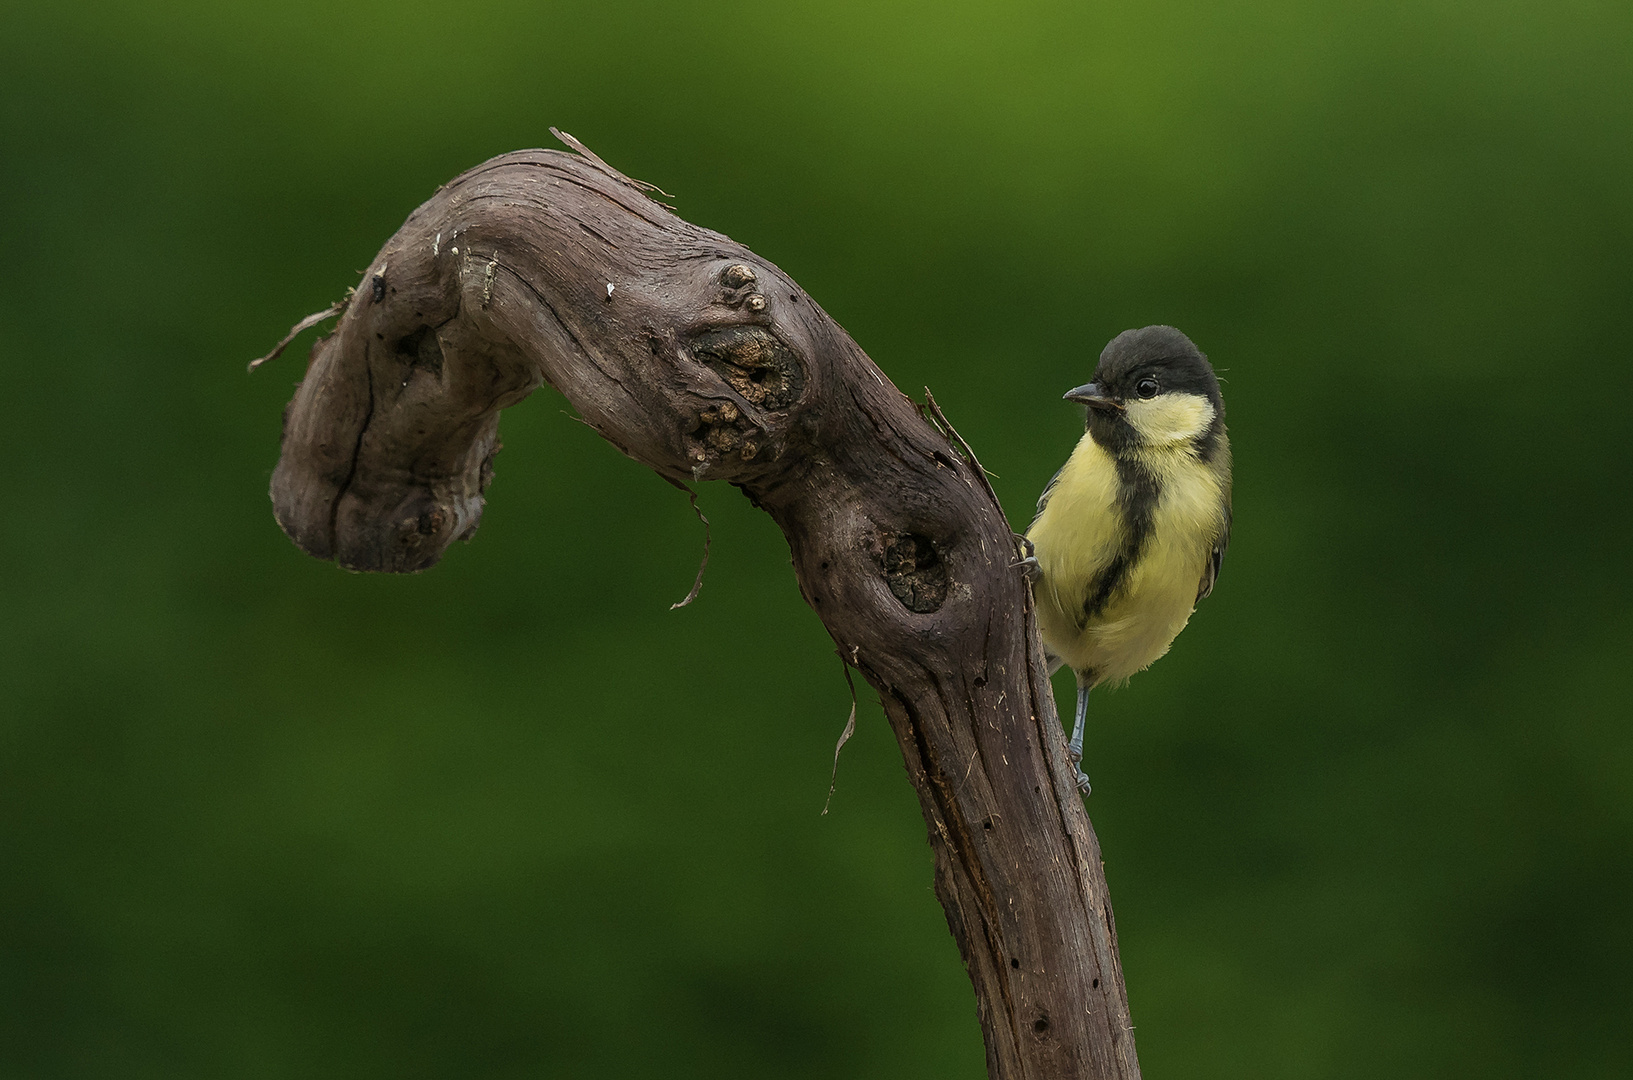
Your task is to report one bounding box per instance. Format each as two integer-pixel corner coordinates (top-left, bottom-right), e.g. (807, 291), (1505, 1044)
(1012, 535), (1041, 583)
(1068, 682), (1092, 796)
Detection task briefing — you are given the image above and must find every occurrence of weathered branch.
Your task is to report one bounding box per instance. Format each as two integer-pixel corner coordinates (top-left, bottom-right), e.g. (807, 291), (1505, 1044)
(265, 138), (1140, 1080)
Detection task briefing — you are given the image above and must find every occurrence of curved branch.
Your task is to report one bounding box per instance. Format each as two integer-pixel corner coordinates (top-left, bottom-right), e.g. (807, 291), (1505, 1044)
(266, 143), (1141, 1080)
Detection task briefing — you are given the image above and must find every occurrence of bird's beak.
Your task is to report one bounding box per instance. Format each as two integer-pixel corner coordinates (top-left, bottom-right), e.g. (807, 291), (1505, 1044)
(1064, 382), (1124, 413)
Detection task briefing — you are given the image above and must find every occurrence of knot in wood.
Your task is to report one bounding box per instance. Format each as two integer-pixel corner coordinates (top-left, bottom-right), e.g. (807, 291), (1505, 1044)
(407, 505), (447, 536)
(880, 532), (947, 613)
(721, 263), (757, 288)
(689, 326), (804, 411)
(691, 400), (761, 461)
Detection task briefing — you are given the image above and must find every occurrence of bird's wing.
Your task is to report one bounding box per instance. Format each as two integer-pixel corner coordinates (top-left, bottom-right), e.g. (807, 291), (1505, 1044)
(1195, 502), (1231, 604)
(1032, 464), (1064, 521)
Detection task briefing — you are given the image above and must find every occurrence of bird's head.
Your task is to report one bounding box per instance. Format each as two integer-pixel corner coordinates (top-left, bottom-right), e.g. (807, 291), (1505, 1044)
(1065, 325), (1224, 454)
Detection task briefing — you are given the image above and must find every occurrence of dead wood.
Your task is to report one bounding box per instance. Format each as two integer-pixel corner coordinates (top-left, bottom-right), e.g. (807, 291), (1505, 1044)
(264, 138), (1141, 1080)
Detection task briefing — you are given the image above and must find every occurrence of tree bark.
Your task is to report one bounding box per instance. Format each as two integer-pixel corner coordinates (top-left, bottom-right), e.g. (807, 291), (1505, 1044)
(266, 137), (1141, 1080)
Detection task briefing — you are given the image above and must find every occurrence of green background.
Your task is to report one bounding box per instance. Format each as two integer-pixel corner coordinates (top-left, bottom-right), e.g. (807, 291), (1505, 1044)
(3, 1), (1629, 1076)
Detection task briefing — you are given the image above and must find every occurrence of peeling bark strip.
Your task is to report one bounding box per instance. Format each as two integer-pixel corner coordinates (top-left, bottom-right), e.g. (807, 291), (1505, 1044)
(267, 139), (1141, 1080)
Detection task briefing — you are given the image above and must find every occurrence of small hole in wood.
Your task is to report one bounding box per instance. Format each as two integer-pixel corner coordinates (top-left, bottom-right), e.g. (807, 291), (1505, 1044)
(879, 532), (947, 613)
(393, 325), (445, 375)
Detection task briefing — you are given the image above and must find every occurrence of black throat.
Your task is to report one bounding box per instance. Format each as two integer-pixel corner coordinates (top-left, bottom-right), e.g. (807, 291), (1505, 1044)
(1085, 408), (1138, 455)
(1080, 450), (1160, 624)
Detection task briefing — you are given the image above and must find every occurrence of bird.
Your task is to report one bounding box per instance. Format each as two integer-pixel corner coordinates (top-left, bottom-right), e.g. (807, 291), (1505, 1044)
(1020, 325), (1232, 795)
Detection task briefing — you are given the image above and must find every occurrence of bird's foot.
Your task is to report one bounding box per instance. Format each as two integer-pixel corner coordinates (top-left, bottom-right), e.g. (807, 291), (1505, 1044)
(1067, 743), (1092, 797)
(1011, 537), (1041, 583)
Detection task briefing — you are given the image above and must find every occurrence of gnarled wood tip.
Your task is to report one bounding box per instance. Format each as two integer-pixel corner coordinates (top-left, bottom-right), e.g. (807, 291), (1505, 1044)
(266, 143), (817, 572)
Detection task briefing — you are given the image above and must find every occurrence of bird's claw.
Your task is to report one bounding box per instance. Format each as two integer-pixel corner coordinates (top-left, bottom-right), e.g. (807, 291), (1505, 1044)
(1011, 538), (1041, 583)
(1067, 746), (1091, 795)
(1066, 706), (1091, 796)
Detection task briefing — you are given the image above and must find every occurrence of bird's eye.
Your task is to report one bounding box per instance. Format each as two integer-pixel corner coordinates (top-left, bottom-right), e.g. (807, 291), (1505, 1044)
(1135, 377), (1160, 399)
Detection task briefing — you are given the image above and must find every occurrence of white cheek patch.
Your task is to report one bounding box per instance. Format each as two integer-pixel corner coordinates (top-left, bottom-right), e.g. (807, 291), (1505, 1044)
(1125, 392), (1216, 445)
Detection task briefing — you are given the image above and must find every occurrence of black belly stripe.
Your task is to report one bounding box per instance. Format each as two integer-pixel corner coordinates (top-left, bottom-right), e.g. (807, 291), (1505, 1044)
(1081, 454), (1160, 623)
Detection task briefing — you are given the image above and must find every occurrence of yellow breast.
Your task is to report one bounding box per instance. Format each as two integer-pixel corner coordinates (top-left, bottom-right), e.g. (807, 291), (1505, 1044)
(1027, 433), (1120, 643)
(1027, 431), (1227, 686)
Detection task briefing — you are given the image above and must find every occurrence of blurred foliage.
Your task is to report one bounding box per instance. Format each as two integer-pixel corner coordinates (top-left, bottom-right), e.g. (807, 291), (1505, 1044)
(2, 1), (1630, 1076)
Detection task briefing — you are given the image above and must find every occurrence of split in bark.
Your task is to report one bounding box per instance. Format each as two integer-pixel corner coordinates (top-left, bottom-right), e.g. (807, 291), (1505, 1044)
(262, 133), (1141, 1080)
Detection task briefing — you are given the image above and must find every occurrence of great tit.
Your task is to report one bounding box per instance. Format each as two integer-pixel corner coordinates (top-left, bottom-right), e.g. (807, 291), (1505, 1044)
(1022, 325), (1232, 795)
